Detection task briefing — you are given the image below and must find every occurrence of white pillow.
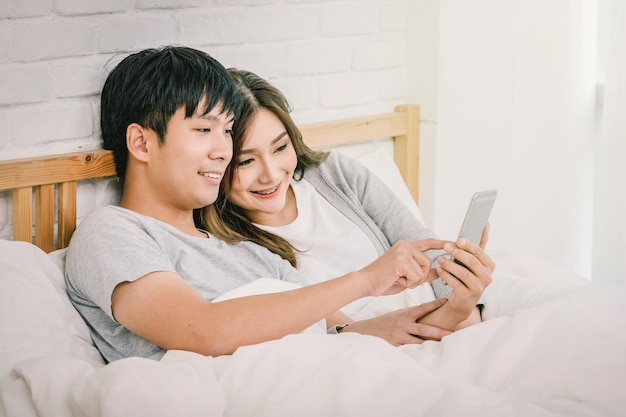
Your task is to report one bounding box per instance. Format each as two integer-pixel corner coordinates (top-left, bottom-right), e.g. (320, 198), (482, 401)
(213, 278), (327, 334)
(322, 138), (426, 225)
(0, 240), (105, 381)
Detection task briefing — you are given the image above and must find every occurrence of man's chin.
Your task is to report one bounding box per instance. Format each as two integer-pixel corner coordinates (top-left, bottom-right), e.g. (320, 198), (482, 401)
(199, 193), (219, 208)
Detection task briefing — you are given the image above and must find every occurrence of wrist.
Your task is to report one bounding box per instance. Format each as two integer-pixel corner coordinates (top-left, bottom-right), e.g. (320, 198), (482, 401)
(344, 270), (371, 298)
(327, 323), (350, 335)
(441, 299), (475, 323)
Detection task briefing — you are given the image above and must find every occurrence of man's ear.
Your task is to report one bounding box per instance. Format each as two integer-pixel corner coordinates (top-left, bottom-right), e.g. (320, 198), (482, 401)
(126, 123), (150, 162)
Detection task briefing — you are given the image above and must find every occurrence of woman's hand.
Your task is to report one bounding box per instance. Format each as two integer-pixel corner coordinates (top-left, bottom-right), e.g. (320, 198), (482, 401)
(436, 225), (495, 318)
(340, 298), (453, 346)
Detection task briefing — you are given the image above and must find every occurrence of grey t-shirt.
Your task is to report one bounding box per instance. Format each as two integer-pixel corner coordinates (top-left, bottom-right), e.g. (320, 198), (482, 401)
(65, 205), (307, 363)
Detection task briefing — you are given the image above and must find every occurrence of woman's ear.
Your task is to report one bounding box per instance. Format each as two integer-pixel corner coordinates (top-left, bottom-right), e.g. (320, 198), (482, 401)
(126, 123), (150, 162)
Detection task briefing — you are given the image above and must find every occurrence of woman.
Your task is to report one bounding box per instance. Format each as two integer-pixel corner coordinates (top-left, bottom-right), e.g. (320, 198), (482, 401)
(201, 69), (494, 341)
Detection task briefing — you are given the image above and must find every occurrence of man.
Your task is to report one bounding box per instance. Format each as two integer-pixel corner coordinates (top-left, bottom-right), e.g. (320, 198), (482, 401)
(65, 46), (450, 363)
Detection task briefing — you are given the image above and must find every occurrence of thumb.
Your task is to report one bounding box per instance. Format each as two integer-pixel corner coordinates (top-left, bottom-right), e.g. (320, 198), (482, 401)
(410, 298), (447, 320)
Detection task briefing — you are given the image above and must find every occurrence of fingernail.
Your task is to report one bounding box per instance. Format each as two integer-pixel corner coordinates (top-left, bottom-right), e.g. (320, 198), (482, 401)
(457, 238), (467, 247)
(444, 243), (454, 252)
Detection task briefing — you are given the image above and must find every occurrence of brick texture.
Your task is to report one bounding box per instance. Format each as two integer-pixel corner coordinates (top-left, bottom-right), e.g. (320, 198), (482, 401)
(0, 0), (412, 237)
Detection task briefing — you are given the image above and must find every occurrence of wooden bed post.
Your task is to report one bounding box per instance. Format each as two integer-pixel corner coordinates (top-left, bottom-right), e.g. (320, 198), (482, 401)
(393, 104), (420, 204)
(12, 187), (33, 244)
(35, 184), (55, 252)
(57, 181), (77, 249)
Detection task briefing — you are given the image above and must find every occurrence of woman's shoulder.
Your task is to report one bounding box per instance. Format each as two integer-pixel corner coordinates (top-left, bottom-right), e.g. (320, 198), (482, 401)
(304, 151), (374, 198)
(318, 151), (366, 175)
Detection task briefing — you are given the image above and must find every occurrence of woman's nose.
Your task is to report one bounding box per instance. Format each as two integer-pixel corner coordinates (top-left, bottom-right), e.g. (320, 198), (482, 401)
(257, 158), (277, 183)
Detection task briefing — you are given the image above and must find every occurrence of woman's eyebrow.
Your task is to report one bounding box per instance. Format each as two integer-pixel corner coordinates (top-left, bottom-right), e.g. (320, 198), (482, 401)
(241, 131), (288, 154)
(271, 131), (288, 144)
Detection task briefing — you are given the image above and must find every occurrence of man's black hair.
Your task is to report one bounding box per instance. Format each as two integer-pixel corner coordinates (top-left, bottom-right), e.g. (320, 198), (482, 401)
(100, 45), (242, 185)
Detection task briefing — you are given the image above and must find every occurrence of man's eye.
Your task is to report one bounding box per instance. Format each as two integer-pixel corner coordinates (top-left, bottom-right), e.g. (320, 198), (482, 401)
(198, 127), (211, 133)
(225, 129), (234, 136)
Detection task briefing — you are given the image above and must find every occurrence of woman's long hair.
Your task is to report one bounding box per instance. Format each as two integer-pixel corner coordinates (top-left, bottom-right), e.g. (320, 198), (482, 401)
(199, 69), (329, 267)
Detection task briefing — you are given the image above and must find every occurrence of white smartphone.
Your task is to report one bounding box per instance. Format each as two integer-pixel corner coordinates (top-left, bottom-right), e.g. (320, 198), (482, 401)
(457, 189), (497, 244)
(432, 190), (497, 269)
(452, 189), (497, 268)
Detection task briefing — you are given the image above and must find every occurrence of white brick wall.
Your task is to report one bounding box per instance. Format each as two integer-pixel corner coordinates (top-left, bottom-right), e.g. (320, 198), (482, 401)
(0, 0), (415, 241)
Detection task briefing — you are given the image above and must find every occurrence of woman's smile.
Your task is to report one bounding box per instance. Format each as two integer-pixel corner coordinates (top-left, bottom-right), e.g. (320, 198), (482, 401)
(252, 182), (281, 197)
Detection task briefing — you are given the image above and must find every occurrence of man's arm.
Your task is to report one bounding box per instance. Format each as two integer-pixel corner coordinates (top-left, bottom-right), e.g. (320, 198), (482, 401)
(112, 270), (366, 356)
(112, 240), (433, 357)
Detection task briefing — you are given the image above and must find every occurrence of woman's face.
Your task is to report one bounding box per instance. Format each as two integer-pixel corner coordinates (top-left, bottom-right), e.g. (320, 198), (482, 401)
(228, 108), (298, 226)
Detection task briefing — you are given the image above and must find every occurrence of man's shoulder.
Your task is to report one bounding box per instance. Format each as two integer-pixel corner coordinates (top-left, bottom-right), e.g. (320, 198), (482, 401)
(79, 205), (136, 226)
(70, 206), (138, 245)
(81, 204), (119, 218)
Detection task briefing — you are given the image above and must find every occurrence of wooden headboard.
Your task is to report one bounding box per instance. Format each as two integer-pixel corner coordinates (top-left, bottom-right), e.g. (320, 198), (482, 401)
(0, 104), (420, 252)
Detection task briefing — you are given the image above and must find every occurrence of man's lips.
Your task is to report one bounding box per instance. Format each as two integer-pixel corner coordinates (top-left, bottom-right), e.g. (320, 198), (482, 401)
(198, 171), (222, 180)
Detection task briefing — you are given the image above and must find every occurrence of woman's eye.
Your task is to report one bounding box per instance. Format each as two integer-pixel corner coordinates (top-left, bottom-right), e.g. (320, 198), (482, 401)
(238, 158), (253, 167)
(276, 143), (288, 152)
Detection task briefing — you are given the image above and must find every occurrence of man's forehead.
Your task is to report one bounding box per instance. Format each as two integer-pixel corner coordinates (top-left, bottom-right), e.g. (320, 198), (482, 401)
(194, 98), (234, 122)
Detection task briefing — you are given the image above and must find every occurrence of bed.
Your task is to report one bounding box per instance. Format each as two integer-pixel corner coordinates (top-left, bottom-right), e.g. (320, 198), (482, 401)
(1, 104), (625, 417)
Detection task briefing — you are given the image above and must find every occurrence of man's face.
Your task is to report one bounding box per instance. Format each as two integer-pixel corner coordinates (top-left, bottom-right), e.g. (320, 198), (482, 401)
(146, 102), (235, 211)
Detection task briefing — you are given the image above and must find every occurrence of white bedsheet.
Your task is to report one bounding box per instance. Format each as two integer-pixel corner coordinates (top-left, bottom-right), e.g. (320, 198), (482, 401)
(1, 241), (625, 417)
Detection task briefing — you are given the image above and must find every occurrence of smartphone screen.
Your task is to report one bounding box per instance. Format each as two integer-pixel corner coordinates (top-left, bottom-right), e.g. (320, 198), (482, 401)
(457, 190), (497, 244)
(431, 190), (497, 270)
(453, 189), (497, 268)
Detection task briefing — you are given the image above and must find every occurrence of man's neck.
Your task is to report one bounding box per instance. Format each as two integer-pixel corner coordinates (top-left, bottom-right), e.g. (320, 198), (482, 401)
(120, 191), (202, 238)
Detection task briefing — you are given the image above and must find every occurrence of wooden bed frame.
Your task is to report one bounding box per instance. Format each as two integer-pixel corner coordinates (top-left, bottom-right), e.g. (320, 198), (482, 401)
(0, 104), (420, 253)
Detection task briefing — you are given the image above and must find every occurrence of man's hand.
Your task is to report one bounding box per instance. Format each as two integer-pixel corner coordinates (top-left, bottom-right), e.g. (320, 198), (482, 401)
(358, 240), (444, 296)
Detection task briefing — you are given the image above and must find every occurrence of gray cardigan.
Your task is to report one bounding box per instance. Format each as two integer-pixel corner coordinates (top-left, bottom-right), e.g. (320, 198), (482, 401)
(302, 152), (451, 299)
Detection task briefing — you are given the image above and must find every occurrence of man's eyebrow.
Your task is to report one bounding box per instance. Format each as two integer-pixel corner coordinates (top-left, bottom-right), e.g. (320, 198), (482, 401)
(240, 131), (288, 154)
(198, 113), (235, 124)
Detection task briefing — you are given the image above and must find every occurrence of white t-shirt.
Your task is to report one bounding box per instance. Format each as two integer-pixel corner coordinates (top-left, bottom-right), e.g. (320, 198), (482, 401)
(258, 179), (379, 283)
(256, 180), (435, 319)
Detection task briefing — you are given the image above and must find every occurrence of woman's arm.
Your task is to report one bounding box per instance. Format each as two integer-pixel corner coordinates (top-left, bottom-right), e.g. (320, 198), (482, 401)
(416, 235), (494, 332)
(337, 298), (454, 345)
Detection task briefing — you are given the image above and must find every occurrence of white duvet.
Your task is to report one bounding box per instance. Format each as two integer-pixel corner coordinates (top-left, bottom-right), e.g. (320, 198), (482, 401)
(1, 240), (625, 417)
